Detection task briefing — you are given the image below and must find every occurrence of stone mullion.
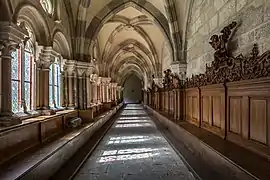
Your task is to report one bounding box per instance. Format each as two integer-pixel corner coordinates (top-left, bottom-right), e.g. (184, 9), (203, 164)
(20, 45), (27, 112)
(77, 75), (83, 109)
(96, 84), (99, 103)
(67, 75), (74, 107)
(101, 83), (104, 103)
(62, 71), (67, 107)
(82, 75), (87, 109)
(36, 66), (41, 109)
(42, 67), (50, 109)
(86, 76), (91, 108)
(73, 73), (78, 108)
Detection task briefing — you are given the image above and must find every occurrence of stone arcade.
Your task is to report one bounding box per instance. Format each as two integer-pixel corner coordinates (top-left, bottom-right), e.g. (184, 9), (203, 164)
(0, 0), (270, 180)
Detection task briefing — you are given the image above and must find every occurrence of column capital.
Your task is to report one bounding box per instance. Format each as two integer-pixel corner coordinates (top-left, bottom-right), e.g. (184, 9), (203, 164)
(0, 21), (28, 45)
(0, 21), (29, 59)
(36, 46), (57, 69)
(64, 59), (76, 76)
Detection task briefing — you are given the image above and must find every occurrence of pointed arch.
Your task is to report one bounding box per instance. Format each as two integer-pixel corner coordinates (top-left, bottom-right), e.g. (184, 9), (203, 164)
(12, 1), (51, 45)
(84, 0), (172, 58)
(52, 29), (72, 59)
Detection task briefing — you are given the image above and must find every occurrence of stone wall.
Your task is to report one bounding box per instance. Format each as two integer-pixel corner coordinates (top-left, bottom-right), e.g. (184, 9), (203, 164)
(186, 0), (270, 77)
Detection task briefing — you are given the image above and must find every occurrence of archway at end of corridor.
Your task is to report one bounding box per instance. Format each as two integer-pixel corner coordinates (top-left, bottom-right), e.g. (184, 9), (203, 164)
(123, 74), (142, 104)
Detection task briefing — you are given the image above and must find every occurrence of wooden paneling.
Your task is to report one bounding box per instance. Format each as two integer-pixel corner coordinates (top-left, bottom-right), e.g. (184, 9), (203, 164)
(202, 96), (210, 123)
(229, 97), (242, 134)
(250, 99), (267, 144)
(0, 110), (78, 165)
(187, 96), (192, 120)
(213, 96), (221, 128)
(192, 96), (199, 121)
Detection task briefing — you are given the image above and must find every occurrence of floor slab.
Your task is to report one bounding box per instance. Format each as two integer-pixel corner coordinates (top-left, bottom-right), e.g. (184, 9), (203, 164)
(74, 104), (195, 180)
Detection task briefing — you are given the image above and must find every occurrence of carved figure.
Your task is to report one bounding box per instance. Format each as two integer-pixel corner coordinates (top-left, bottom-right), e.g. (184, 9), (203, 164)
(209, 21), (237, 67)
(163, 69), (173, 89)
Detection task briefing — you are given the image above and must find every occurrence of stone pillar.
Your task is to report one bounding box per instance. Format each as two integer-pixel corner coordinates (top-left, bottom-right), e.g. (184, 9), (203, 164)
(76, 61), (93, 110)
(36, 47), (56, 115)
(0, 22), (28, 126)
(76, 70), (84, 109)
(73, 73), (78, 108)
(64, 60), (76, 108)
(0, 41), (18, 117)
(86, 75), (91, 108)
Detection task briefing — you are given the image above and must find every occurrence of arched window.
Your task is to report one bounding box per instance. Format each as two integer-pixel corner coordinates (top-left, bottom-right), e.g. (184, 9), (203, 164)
(40, 0), (53, 14)
(11, 28), (35, 113)
(49, 57), (61, 108)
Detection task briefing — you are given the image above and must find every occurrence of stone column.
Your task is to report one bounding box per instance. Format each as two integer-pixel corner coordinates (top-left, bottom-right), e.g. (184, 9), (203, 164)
(64, 60), (76, 108)
(0, 22), (28, 126)
(86, 75), (91, 108)
(73, 73), (78, 108)
(36, 47), (56, 114)
(0, 42), (18, 117)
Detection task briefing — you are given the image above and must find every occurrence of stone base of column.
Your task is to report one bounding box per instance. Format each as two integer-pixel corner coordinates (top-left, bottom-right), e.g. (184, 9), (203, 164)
(79, 109), (94, 123)
(0, 116), (22, 127)
(103, 102), (112, 110)
(67, 106), (76, 110)
(41, 109), (56, 116)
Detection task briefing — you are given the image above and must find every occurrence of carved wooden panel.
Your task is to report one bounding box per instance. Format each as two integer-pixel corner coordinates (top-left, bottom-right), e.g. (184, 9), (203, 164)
(229, 97), (242, 134)
(212, 96), (221, 128)
(250, 99), (267, 144)
(202, 96), (210, 123)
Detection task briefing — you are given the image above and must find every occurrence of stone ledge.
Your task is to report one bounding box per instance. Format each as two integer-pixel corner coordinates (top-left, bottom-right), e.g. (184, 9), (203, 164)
(0, 103), (123, 180)
(145, 105), (258, 180)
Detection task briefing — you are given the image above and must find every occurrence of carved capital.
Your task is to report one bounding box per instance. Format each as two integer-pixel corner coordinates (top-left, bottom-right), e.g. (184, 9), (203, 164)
(36, 46), (56, 69)
(0, 40), (19, 59)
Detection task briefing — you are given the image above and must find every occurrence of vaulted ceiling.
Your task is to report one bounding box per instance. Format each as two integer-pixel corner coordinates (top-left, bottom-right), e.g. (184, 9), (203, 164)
(68, 0), (177, 87)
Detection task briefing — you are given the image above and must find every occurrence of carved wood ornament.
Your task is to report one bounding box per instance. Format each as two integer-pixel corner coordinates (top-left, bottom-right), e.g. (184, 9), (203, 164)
(185, 22), (270, 88)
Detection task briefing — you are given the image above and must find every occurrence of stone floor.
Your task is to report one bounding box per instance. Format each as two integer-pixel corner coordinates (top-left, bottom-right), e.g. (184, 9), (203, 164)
(74, 104), (195, 180)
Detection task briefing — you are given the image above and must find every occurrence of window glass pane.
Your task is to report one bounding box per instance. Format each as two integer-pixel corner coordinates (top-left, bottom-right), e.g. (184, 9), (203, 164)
(25, 82), (31, 111)
(11, 50), (19, 80)
(54, 86), (59, 107)
(55, 64), (59, 85)
(49, 85), (54, 107)
(12, 81), (19, 113)
(25, 52), (31, 82)
(49, 64), (53, 85)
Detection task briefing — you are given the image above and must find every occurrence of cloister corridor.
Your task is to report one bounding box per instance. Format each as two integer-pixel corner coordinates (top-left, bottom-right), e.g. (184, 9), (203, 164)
(0, 0), (270, 179)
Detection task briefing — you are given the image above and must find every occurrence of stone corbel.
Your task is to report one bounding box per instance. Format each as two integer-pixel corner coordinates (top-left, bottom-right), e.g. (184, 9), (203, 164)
(170, 63), (187, 80)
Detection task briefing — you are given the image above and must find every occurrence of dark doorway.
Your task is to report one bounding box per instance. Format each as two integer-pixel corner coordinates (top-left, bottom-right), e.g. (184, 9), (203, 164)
(123, 75), (142, 103)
